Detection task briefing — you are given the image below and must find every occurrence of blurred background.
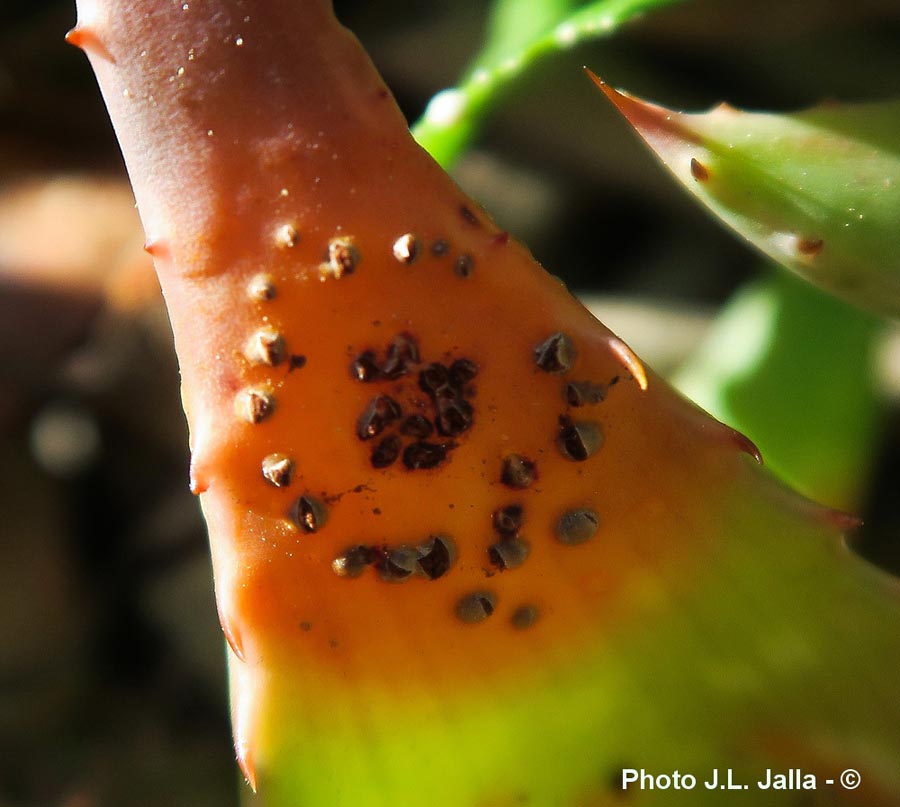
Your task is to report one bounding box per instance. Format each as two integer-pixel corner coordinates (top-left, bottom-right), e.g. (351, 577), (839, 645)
(2, 0), (900, 804)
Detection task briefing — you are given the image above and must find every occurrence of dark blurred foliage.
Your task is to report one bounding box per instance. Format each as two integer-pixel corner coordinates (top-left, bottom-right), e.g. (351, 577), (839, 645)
(1, 1), (899, 805)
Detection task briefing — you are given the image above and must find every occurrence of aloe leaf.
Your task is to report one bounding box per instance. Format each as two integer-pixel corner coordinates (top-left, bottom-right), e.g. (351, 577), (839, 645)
(412, 0), (684, 168)
(675, 268), (884, 511)
(590, 73), (900, 316)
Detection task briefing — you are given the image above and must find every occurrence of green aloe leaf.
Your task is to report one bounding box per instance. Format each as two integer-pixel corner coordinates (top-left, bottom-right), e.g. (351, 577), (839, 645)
(411, 0), (684, 168)
(590, 74), (900, 316)
(675, 268), (885, 512)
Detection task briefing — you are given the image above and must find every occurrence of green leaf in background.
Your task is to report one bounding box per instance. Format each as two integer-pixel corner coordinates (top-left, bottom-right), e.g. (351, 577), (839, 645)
(411, 0), (684, 168)
(589, 74), (900, 317)
(675, 268), (884, 511)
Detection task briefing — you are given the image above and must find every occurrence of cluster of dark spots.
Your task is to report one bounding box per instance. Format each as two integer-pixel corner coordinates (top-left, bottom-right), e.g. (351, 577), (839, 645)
(459, 204), (481, 227)
(356, 394), (403, 440)
(511, 604), (540, 630)
(403, 440), (451, 470)
(331, 545), (376, 578)
(288, 354), (307, 371)
(430, 239), (450, 257)
(454, 254), (474, 278)
(400, 414), (433, 439)
(534, 332), (576, 374)
(557, 416), (603, 461)
(564, 380), (606, 407)
(290, 494), (328, 534)
(236, 387), (275, 424)
(371, 435), (402, 468)
(456, 591), (495, 623)
(492, 505), (523, 536)
(418, 360), (477, 437)
(488, 537), (530, 571)
(689, 157), (710, 182)
(333, 535), (456, 581)
(261, 453), (293, 488)
(351, 333), (477, 471)
(500, 454), (538, 489)
(555, 508), (600, 545)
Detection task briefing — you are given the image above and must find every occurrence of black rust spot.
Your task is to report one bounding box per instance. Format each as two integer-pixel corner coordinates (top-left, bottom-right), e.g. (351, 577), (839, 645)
(351, 350), (381, 382)
(488, 537), (530, 570)
(564, 381), (606, 407)
(459, 205), (480, 226)
(555, 508), (600, 545)
(456, 591), (496, 623)
(371, 435), (402, 468)
(454, 254), (474, 278)
(417, 535), (455, 580)
(557, 416), (603, 461)
(400, 414), (433, 439)
(492, 505), (523, 536)
(292, 494), (328, 534)
(511, 604), (540, 630)
(431, 239), (450, 257)
(357, 395), (403, 440)
(403, 441), (450, 470)
(381, 332), (420, 379)
(500, 454), (537, 489)
(332, 545), (375, 577)
(261, 453), (293, 488)
(534, 332), (576, 374)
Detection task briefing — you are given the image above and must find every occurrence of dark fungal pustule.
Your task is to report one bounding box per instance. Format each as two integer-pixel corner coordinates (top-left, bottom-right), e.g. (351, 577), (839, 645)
(454, 254), (474, 278)
(449, 358), (478, 387)
(400, 414), (433, 439)
(371, 435), (402, 468)
(236, 387), (275, 424)
(555, 508), (600, 545)
(534, 332), (576, 374)
(403, 441), (450, 470)
(356, 394), (402, 440)
(564, 380), (606, 407)
(261, 453), (293, 487)
(350, 350), (381, 382)
(417, 534), (455, 580)
(511, 604), (540, 630)
(248, 273), (276, 301)
(456, 591), (496, 623)
(488, 537), (530, 571)
(381, 332), (420, 379)
(376, 546), (420, 582)
(332, 545), (375, 578)
(291, 494), (328, 534)
(431, 239), (450, 257)
(418, 362), (450, 395)
(557, 416), (603, 462)
(288, 354), (307, 372)
(435, 398), (473, 437)
(492, 504), (523, 537)
(500, 454), (537, 489)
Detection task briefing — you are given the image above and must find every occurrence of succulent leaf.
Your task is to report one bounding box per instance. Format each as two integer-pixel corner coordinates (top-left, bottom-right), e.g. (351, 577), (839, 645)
(71, 2), (900, 806)
(412, 0), (683, 167)
(590, 73), (900, 316)
(675, 269), (885, 511)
